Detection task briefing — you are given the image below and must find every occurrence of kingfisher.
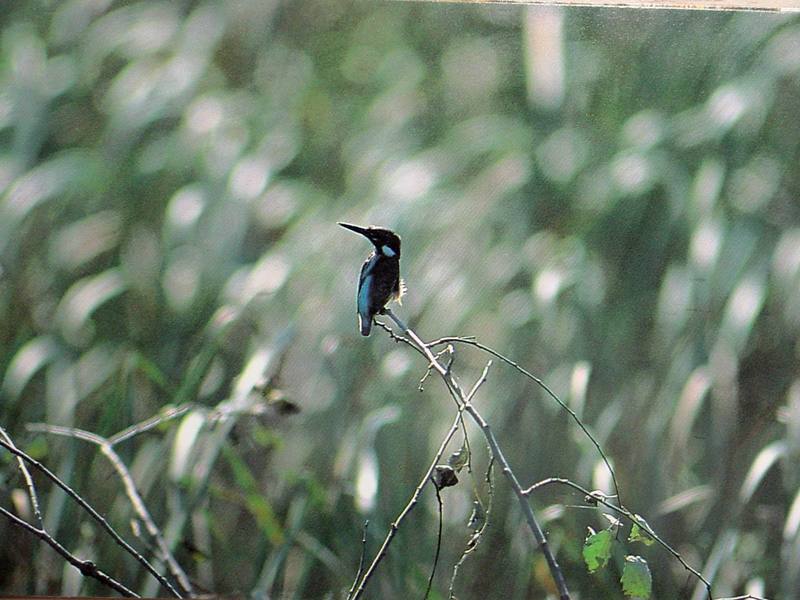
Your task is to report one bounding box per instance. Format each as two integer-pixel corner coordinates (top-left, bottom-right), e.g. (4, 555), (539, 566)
(339, 222), (404, 336)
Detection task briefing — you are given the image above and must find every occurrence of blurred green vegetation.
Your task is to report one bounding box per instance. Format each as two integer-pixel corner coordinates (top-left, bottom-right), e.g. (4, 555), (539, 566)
(1, 1), (800, 598)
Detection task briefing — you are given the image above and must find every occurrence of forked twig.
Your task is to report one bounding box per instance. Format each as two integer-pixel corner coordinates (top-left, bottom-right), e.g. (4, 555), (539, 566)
(0, 438), (182, 598)
(0, 425), (131, 594)
(426, 335), (620, 506)
(27, 422), (194, 596)
(0, 426), (43, 529)
(377, 309), (571, 600)
(0, 505), (138, 597)
(524, 477), (712, 598)
(349, 361), (493, 600)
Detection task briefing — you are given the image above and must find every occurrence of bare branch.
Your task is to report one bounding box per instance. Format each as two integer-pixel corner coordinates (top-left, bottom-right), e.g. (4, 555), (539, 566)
(27, 422), (194, 596)
(426, 335), (620, 506)
(524, 476), (712, 598)
(0, 426), (43, 529)
(0, 437), (182, 598)
(0, 505), (139, 597)
(379, 309), (571, 600)
(448, 458), (494, 599)
(424, 486), (444, 600)
(109, 404), (194, 446)
(349, 361), (492, 600)
(347, 520), (369, 599)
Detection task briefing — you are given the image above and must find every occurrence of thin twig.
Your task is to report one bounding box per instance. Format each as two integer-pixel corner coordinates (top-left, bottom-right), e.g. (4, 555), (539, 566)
(349, 362), (492, 600)
(523, 476), (712, 598)
(347, 520), (370, 599)
(0, 505), (138, 597)
(0, 426), (43, 528)
(109, 404), (194, 446)
(381, 309), (571, 600)
(448, 458), (494, 599)
(418, 346), (452, 392)
(426, 335), (621, 507)
(378, 323), (477, 477)
(443, 346), (473, 476)
(430, 345), (473, 474)
(27, 422), (194, 596)
(423, 486), (444, 600)
(0, 438), (182, 598)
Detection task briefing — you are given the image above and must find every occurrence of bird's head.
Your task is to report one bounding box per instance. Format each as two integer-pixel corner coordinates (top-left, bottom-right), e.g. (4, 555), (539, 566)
(338, 222), (401, 258)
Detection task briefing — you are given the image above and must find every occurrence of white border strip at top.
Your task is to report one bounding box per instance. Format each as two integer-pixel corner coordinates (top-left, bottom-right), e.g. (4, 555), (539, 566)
(397, 0), (800, 12)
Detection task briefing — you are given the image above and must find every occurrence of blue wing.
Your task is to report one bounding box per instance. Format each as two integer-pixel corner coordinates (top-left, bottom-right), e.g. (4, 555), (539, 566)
(357, 253), (379, 335)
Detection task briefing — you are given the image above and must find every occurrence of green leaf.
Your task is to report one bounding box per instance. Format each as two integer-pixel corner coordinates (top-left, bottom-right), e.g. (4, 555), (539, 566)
(129, 351), (173, 392)
(222, 444), (258, 492)
(621, 555), (652, 598)
(583, 528), (613, 573)
(245, 492), (284, 545)
(629, 522), (655, 546)
(221, 446), (284, 543)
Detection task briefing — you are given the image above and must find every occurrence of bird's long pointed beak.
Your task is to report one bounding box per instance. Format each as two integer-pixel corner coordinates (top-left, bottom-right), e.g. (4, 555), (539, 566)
(338, 222), (370, 238)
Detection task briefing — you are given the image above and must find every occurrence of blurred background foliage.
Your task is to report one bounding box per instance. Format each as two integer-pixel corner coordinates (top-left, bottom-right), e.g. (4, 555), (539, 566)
(1, 0), (800, 598)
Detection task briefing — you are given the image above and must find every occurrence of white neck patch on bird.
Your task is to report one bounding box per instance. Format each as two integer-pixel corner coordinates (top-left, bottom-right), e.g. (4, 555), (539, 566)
(382, 245), (396, 257)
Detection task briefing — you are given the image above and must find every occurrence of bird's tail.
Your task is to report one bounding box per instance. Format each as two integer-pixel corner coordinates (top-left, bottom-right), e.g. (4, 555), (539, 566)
(358, 314), (372, 336)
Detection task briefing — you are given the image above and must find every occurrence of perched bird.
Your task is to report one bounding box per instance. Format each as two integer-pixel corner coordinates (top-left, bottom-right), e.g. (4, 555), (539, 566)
(338, 222), (404, 336)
